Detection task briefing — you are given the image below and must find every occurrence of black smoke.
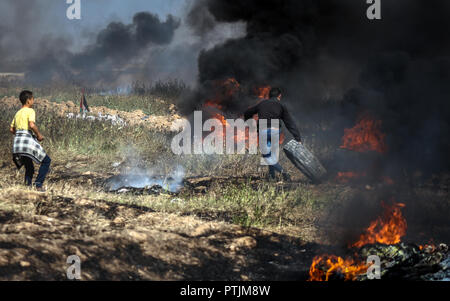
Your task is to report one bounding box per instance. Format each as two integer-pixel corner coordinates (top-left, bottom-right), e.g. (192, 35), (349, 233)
(0, 0), (181, 86)
(186, 0), (450, 173)
(27, 12), (180, 85)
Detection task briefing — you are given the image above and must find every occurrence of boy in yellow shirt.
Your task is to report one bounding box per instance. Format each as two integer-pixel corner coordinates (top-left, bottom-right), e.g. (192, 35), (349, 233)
(10, 90), (51, 191)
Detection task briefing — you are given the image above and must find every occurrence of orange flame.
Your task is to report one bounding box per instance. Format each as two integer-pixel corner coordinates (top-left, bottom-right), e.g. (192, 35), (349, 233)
(210, 113), (285, 148)
(204, 100), (224, 111)
(418, 239), (436, 252)
(351, 202), (407, 248)
(341, 113), (388, 153)
(336, 172), (367, 183)
(309, 202), (407, 281)
(215, 77), (240, 98)
(255, 85), (271, 99)
(203, 78), (240, 112)
(308, 255), (369, 281)
(202, 79), (284, 149)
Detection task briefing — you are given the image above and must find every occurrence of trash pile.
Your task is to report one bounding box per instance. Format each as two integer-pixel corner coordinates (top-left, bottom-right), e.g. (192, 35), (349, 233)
(309, 202), (450, 281)
(358, 243), (449, 281)
(66, 112), (127, 127)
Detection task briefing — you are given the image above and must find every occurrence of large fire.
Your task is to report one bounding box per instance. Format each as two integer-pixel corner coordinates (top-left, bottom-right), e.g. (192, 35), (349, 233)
(340, 113), (388, 154)
(203, 79), (284, 148)
(351, 202), (407, 248)
(309, 202), (407, 281)
(336, 113), (389, 183)
(255, 85), (271, 99)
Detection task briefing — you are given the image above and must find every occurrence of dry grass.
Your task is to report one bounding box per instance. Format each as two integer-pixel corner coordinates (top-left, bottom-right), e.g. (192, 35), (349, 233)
(2, 87), (447, 244)
(0, 97), (334, 239)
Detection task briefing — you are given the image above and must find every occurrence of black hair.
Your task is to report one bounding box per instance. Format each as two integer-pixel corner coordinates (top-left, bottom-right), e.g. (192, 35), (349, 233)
(269, 87), (282, 98)
(19, 90), (33, 105)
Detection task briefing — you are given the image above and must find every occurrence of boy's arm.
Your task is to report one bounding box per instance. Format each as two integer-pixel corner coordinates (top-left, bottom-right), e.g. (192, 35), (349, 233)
(29, 121), (44, 141)
(10, 119), (15, 135)
(28, 109), (44, 141)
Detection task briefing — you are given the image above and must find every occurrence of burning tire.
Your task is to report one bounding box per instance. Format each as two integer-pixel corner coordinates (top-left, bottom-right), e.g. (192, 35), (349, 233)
(283, 140), (327, 183)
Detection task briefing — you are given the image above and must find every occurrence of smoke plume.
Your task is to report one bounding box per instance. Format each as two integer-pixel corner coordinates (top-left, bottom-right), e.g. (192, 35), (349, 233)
(31, 12), (181, 85)
(185, 0), (450, 173)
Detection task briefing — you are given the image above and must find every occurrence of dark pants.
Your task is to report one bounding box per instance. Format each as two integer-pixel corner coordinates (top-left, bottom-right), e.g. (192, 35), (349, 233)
(262, 129), (284, 178)
(23, 155), (51, 188)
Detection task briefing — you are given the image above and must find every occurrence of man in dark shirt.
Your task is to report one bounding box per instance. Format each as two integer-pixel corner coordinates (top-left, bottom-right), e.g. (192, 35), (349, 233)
(244, 88), (302, 181)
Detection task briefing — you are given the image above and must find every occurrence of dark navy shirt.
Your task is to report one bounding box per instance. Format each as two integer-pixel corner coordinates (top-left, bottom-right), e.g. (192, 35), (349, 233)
(244, 97), (302, 141)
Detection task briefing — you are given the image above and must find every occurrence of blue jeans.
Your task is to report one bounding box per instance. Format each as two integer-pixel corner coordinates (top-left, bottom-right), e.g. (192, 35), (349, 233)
(261, 129), (284, 178)
(23, 155), (51, 188)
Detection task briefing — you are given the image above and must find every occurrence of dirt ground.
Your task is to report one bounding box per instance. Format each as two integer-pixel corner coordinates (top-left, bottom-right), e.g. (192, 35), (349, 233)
(1, 153), (448, 280)
(0, 190), (320, 281)
(1, 96), (448, 280)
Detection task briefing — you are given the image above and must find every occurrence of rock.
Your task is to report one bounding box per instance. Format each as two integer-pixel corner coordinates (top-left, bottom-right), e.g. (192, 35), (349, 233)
(229, 237), (258, 251)
(113, 217), (125, 225)
(74, 199), (94, 206)
(126, 230), (148, 242)
(20, 261), (31, 267)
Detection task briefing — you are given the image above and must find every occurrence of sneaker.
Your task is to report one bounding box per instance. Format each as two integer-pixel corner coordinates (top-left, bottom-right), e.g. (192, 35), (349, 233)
(281, 172), (292, 182)
(35, 186), (47, 193)
(266, 173), (277, 182)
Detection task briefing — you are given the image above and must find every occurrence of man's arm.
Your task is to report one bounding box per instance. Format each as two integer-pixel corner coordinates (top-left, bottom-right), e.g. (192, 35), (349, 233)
(281, 105), (302, 142)
(10, 127), (16, 135)
(244, 104), (259, 120)
(29, 121), (44, 141)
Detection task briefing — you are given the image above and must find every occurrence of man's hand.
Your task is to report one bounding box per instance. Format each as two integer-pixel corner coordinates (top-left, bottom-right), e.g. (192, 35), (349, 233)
(37, 135), (44, 142)
(10, 127), (16, 135)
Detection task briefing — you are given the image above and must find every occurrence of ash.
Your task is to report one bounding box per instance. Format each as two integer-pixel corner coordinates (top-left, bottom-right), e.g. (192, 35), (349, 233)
(105, 166), (185, 194)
